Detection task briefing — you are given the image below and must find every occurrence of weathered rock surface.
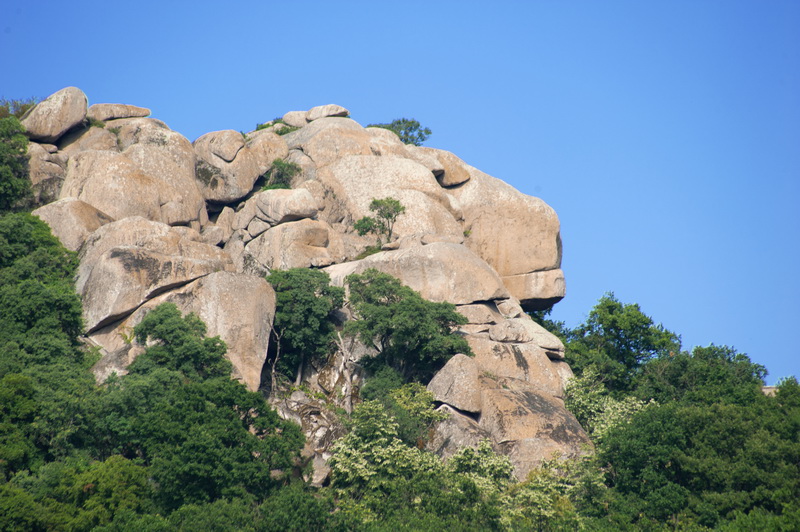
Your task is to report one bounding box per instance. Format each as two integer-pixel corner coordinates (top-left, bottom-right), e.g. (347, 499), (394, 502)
(502, 269), (566, 310)
(21, 87), (87, 142)
(32, 198), (114, 252)
(282, 110), (309, 127)
(27, 141), (66, 204)
(418, 147), (471, 186)
(255, 188), (319, 225)
(325, 242), (509, 305)
(427, 354), (482, 413)
(247, 218), (344, 270)
(90, 272), (274, 391)
(307, 104), (349, 121)
(316, 155), (463, 238)
(76, 217), (233, 332)
(87, 103), (150, 122)
(194, 130), (288, 203)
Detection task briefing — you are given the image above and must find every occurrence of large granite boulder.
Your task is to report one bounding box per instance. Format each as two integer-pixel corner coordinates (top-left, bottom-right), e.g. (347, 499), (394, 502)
(90, 272), (275, 392)
(87, 103), (150, 122)
(194, 130), (288, 203)
(26, 141), (66, 204)
(316, 155), (463, 239)
(324, 242), (509, 305)
(427, 354), (482, 413)
(32, 198), (114, 252)
(76, 217), (233, 332)
(60, 151), (166, 222)
(21, 87), (87, 143)
(246, 218), (345, 270)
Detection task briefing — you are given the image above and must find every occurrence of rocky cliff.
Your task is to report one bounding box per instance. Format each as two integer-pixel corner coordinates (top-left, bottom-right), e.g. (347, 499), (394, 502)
(26, 86), (588, 481)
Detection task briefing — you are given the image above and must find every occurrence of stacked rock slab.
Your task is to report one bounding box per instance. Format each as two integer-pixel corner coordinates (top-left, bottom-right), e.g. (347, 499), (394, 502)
(25, 87), (586, 479)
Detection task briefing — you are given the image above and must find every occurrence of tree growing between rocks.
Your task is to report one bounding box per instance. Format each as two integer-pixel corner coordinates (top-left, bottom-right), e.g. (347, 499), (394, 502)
(367, 118), (431, 146)
(345, 268), (470, 383)
(354, 197), (405, 248)
(265, 268), (344, 391)
(0, 116), (32, 213)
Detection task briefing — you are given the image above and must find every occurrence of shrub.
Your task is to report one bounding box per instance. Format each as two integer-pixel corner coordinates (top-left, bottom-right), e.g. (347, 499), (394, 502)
(261, 158), (301, 190)
(367, 118), (431, 146)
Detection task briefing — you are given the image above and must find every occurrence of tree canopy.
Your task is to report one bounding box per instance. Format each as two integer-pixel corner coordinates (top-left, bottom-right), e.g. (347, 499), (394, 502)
(366, 118), (431, 146)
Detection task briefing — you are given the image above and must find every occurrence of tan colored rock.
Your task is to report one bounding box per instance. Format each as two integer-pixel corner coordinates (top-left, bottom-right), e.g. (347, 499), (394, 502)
(255, 188), (319, 225)
(307, 104), (349, 121)
(316, 155), (463, 239)
(496, 298), (524, 318)
(363, 127), (412, 158)
(194, 130), (288, 203)
(284, 118), (376, 168)
(427, 354), (482, 413)
(418, 147), (471, 186)
(60, 151), (165, 222)
(282, 111), (309, 127)
(76, 217), (234, 331)
(325, 242), (509, 305)
(456, 303), (503, 325)
(81, 246), (230, 331)
(214, 207), (236, 243)
(246, 218), (344, 270)
(405, 145), (444, 177)
(104, 117), (171, 151)
(502, 269), (566, 310)
(451, 166), (562, 279)
(21, 87), (87, 143)
(467, 336), (565, 397)
(247, 218), (271, 238)
(27, 142), (66, 204)
(32, 198), (114, 252)
(426, 405), (492, 460)
(90, 272), (275, 391)
(87, 103), (150, 122)
(59, 126), (118, 157)
(123, 133), (207, 226)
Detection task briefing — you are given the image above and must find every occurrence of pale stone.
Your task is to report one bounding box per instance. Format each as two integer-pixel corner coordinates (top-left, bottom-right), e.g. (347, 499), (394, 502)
(32, 198), (114, 252)
(104, 117), (171, 151)
(247, 218), (344, 270)
(59, 126), (118, 157)
(451, 166), (562, 277)
(282, 110), (309, 127)
(21, 87), (87, 142)
(502, 269), (566, 311)
(200, 225), (225, 246)
(417, 147), (471, 186)
(405, 145), (445, 177)
(427, 354), (482, 413)
(87, 103), (151, 122)
(316, 155), (463, 239)
(76, 217), (234, 331)
(26, 142), (65, 204)
(247, 217), (271, 238)
(89, 272), (275, 392)
(306, 104), (349, 121)
(325, 242), (509, 305)
(364, 127), (412, 158)
(466, 335), (565, 397)
(456, 303), (503, 325)
(496, 298), (524, 318)
(214, 207), (236, 243)
(426, 405), (491, 460)
(60, 151), (165, 223)
(255, 188), (318, 225)
(194, 130), (288, 203)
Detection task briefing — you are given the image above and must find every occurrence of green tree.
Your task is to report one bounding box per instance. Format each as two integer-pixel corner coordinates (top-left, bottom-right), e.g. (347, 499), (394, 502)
(261, 158), (300, 191)
(265, 268), (344, 389)
(345, 268), (470, 382)
(354, 197), (406, 247)
(0, 116), (32, 213)
(0, 98), (38, 120)
(367, 118), (432, 146)
(566, 293), (681, 394)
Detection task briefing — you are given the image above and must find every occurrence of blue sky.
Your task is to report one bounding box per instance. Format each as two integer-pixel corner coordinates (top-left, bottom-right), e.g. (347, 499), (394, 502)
(3, 1), (798, 383)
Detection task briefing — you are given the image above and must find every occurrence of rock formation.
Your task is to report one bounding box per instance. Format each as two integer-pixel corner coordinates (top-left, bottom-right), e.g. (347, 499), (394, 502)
(26, 87), (583, 481)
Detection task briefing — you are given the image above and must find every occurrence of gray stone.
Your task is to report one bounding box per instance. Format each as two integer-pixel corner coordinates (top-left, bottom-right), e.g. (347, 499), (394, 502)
(427, 354), (482, 413)
(87, 103), (150, 122)
(21, 87), (87, 143)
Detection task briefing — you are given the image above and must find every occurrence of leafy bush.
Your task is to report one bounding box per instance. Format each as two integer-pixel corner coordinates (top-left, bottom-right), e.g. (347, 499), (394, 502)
(0, 98), (39, 119)
(345, 268), (470, 382)
(367, 118), (431, 146)
(261, 158), (301, 191)
(0, 116), (32, 213)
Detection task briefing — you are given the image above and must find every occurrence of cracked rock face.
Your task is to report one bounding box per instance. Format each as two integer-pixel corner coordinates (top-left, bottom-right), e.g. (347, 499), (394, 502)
(29, 87), (584, 482)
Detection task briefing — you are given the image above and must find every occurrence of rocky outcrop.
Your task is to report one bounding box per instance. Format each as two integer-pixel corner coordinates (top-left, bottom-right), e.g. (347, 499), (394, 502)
(21, 87), (87, 143)
(27, 86), (583, 485)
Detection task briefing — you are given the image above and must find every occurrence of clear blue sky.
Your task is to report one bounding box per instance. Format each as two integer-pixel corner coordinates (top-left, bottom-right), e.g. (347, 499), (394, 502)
(3, 1), (798, 384)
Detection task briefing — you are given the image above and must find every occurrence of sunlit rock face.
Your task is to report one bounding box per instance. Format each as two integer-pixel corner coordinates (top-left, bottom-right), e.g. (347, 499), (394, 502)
(29, 87), (578, 482)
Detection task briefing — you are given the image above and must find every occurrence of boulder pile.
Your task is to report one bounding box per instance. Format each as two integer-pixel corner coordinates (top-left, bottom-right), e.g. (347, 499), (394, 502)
(26, 87), (582, 480)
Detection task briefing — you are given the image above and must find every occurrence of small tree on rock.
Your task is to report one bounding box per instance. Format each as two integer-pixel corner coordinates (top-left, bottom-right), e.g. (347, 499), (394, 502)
(367, 118), (431, 146)
(354, 197), (405, 247)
